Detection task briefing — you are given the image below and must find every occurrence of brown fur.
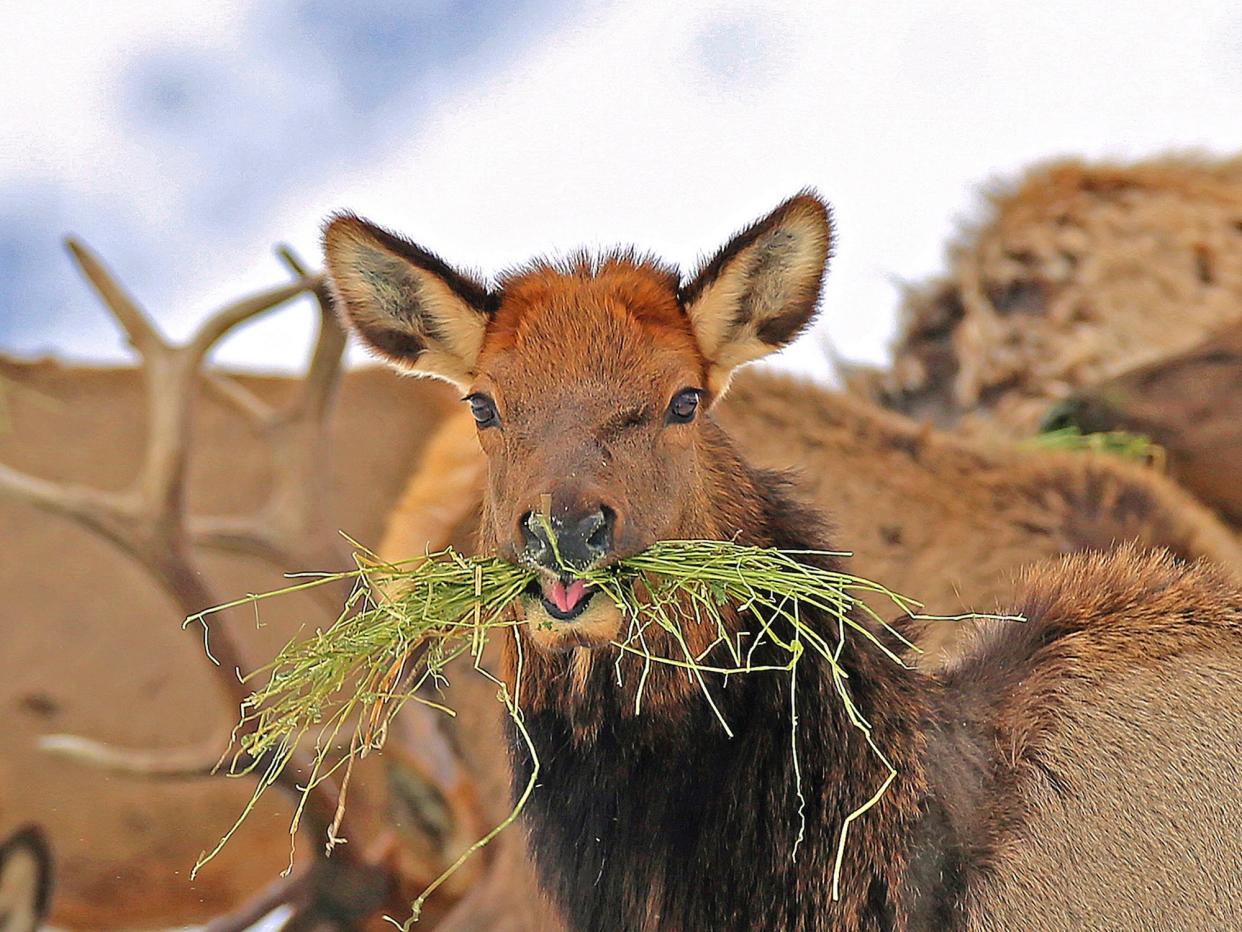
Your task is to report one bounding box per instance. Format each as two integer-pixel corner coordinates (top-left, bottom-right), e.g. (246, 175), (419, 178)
(855, 155), (1242, 436)
(328, 195), (1242, 930)
(378, 368), (1242, 930)
(945, 548), (1242, 928)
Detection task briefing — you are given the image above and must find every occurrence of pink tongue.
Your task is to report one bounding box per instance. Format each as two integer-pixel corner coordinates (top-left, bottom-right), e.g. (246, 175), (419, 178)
(550, 579), (588, 613)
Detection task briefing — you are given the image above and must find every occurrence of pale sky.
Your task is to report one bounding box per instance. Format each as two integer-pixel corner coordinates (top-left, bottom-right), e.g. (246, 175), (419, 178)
(3, 0), (1241, 382)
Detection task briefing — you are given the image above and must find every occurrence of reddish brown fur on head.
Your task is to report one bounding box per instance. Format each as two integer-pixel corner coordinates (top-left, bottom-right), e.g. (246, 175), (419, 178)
(324, 194), (832, 657)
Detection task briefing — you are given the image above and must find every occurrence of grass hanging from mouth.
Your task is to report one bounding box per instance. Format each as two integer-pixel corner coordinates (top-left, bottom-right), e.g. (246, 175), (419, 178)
(187, 539), (1017, 926)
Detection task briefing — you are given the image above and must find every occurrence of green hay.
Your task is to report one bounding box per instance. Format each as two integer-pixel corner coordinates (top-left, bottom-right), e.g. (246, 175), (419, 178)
(1025, 425), (1164, 465)
(187, 539), (1015, 927)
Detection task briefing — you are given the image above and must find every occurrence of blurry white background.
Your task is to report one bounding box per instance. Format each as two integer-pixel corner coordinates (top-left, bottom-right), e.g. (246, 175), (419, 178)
(3, 0), (1240, 380)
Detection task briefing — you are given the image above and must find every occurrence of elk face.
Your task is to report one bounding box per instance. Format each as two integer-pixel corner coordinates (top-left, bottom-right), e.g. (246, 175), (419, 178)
(325, 195), (831, 654)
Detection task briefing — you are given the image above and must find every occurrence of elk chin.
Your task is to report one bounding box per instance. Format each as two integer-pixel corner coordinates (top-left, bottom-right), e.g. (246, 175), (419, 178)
(521, 594), (623, 653)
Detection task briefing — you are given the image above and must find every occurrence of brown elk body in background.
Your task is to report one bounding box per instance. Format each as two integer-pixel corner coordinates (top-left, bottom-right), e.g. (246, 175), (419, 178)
(1044, 318), (1242, 530)
(325, 194), (1242, 930)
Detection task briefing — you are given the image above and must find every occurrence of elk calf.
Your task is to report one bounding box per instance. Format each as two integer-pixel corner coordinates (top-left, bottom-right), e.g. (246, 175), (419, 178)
(325, 195), (1242, 930)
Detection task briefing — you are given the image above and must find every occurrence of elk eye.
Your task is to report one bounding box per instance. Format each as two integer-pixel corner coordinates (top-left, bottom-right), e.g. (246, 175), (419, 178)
(465, 393), (500, 428)
(666, 388), (701, 425)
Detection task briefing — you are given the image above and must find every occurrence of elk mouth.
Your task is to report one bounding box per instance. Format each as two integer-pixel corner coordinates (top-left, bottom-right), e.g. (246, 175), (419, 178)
(529, 576), (598, 621)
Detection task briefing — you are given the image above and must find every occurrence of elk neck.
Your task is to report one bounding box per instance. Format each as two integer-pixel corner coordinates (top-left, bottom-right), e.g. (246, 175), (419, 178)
(506, 420), (965, 931)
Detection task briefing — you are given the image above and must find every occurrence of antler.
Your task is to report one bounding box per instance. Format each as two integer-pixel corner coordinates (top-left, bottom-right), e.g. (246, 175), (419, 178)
(190, 247), (352, 587)
(5, 239), (502, 925)
(37, 733), (227, 778)
(2, 240), (313, 685)
(3, 240), (396, 917)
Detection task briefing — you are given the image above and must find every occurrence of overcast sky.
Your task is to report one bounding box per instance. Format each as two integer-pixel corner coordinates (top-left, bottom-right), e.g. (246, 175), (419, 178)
(3, 0), (1241, 382)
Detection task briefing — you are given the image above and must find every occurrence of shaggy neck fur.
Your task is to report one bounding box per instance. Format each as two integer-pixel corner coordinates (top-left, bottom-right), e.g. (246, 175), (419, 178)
(504, 424), (961, 931)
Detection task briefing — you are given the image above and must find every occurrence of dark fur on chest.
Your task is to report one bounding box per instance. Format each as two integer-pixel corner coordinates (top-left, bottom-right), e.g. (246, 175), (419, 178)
(508, 618), (958, 931)
(505, 473), (968, 931)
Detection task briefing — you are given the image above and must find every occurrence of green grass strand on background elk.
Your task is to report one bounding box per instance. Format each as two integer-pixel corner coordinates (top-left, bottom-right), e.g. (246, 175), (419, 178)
(187, 539), (1015, 926)
(1025, 425), (1164, 465)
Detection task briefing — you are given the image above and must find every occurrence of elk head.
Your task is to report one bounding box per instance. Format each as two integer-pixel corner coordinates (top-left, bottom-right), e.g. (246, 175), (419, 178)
(324, 195), (831, 661)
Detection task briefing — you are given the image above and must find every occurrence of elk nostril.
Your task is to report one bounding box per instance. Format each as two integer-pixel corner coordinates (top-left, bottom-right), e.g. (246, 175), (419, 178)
(519, 511), (547, 554)
(586, 506), (614, 555)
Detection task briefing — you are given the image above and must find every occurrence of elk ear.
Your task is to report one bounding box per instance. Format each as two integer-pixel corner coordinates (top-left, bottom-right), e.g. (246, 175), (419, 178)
(323, 214), (494, 388)
(682, 193), (832, 397)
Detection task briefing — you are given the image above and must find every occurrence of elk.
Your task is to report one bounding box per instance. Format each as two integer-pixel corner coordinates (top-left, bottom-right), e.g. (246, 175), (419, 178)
(0, 827), (52, 932)
(325, 195), (1242, 930)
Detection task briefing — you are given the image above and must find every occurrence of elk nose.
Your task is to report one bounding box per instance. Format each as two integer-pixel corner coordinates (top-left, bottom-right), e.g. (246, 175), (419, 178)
(519, 506), (615, 570)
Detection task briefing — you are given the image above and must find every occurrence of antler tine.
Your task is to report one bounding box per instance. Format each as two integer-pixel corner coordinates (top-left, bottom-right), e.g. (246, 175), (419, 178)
(38, 733), (225, 778)
(202, 372), (275, 427)
(186, 513), (288, 564)
(276, 244), (312, 279)
(277, 245), (344, 424)
(0, 462), (132, 534)
(38, 728), (346, 841)
(64, 238), (166, 355)
(186, 278), (315, 368)
(299, 292), (346, 422)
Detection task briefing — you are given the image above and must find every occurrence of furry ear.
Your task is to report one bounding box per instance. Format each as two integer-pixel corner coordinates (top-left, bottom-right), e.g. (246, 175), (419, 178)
(323, 214), (494, 388)
(681, 193), (832, 397)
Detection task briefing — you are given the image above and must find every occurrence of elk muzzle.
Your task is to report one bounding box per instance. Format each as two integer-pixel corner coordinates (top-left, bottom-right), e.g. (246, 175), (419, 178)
(515, 503), (623, 651)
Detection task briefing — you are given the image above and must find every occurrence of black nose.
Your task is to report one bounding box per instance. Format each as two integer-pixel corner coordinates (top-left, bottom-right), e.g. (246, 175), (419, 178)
(520, 506), (614, 570)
